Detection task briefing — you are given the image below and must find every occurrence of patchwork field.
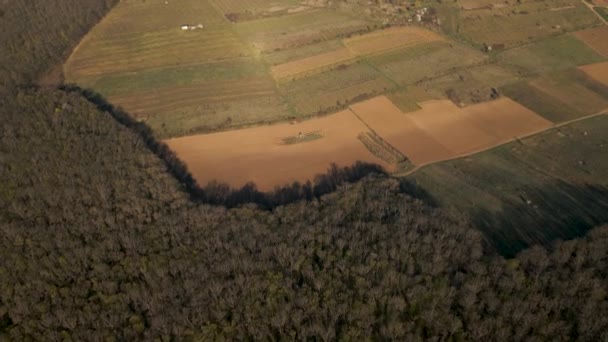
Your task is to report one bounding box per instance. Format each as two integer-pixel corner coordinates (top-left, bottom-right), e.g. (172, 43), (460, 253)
(270, 26), (444, 81)
(404, 114), (608, 256)
(233, 9), (371, 53)
(366, 42), (488, 85)
(350, 96), (552, 165)
(496, 34), (606, 76)
(501, 68), (608, 122)
(579, 61), (608, 86)
(574, 26), (608, 57)
(165, 110), (391, 190)
(280, 62), (393, 116)
(459, 0), (600, 48)
(64, 0), (607, 190)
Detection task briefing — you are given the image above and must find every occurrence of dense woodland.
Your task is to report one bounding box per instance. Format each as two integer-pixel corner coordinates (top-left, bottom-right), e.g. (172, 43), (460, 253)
(1, 0), (607, 340)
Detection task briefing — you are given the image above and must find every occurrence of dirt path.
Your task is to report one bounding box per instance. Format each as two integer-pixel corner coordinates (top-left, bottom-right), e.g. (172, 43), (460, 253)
(394, 109), (608, 177)
(581, 0), (608, 24)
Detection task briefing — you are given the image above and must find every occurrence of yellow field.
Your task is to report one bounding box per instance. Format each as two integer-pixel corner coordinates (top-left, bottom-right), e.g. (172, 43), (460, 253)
(343, 26), (444, 56)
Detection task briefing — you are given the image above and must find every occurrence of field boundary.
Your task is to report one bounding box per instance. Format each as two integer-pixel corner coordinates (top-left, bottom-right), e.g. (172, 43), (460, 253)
(395, 109), (608, 177)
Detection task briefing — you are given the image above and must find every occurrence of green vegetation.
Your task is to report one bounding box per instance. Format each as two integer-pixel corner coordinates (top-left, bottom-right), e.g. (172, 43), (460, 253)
(405, 115), (608, 256)
(497, 34), (606, 75)
(366, 42), (487, 85)
(593, 6), (608, 21)
(459, 0), (600, 48)
(501, 69), (608, 122)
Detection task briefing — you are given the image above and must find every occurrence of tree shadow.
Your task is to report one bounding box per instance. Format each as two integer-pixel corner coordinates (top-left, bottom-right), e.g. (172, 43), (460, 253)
(471, 181), (608, 258)
(62, 85), (388, 209)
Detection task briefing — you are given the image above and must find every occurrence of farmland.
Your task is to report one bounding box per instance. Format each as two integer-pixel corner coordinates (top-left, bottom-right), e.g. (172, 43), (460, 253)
(165, 109), (391, 190)
(404, 114), (608, 256)
(579, 61), (608, 85)
(350, 96), (552, 166)
(62, 0), (608, 190)
(574, 26), (608, 56)
(458, 0), (600, 48)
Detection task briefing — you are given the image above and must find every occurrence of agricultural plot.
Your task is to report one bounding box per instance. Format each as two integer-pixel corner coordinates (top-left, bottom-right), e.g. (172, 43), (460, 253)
(64, 0), (249, 79)
(579, 61), (608, 86)
(123, 77), (288, 138)
(280, 62), (393, 116)
(459, 0), (600, 47)
(210, 0), (300, 16)
(343, 26), (444, 56)
(350, 96), (552, 166)
(404, 115), (608, 256)
(234, 9), (371, 53)
(387, 86), (436, 113)
(419, 64), (518, 106)
(502, 68), (608, 122)
(164, 110), (391, 190)
(367, 41), (487, 85)
(263, 39), (346, 65)
(77, 59), (269, 98)
(574, 26), (608, 57)
(270, 26), (444, 81)
(496, 34), (606, 76)
(271, 47), (355, 80)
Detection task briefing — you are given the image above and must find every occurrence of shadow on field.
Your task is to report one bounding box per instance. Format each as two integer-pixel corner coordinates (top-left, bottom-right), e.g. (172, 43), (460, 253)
(472, 181), (608, 258)
(62, 85), (388, 209)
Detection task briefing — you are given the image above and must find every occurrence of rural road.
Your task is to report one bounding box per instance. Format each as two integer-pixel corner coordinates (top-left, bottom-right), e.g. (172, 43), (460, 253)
(582, 0), (608, 24)
(395, 108), (608, 178)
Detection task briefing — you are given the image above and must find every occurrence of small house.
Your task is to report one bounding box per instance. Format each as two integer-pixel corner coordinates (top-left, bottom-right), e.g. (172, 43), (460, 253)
(180, 24), (190, 30)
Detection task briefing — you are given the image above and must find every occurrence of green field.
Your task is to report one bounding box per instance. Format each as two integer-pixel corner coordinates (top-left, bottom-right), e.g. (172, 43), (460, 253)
(593, 6), (608, 21)
(459, 0), (601, 48)
(404, 115), (608, 256)
(366, 41), (488, 86)
(496, 34), (606, 76)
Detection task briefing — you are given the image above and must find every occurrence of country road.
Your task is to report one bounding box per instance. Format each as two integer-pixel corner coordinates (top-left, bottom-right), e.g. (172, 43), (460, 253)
(394, 108), (608, 178)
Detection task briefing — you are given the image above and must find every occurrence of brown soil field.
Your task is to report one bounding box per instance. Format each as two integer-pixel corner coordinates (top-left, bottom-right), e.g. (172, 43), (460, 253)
(350, 96), (552, 166)
(108, 77), (280, 117)
(349, 96), (455, 165)
(574, 26), (608, 57)
(271, 48), (355, 80)
(343, 26), (444, 56)
(579, 61), (608, 86)
(164, 110), (391, 190)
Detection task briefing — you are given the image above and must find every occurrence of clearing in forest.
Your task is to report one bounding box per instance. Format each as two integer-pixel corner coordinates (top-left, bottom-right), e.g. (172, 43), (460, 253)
(164, 110), (391, 191)
(350, 96), (552, 166)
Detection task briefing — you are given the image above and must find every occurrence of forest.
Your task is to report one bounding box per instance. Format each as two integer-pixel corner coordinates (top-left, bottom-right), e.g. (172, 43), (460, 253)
(0, 0), (607, 340)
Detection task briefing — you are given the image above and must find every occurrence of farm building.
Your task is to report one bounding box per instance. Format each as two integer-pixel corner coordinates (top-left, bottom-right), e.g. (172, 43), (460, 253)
(180, 24), (190, 30)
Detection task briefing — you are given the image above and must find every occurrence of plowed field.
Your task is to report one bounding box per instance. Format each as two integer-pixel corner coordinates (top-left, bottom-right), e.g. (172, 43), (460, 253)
(579, 61), (608, 86)
(165, 110), (390, 190)
(350, 96), (553, 166)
